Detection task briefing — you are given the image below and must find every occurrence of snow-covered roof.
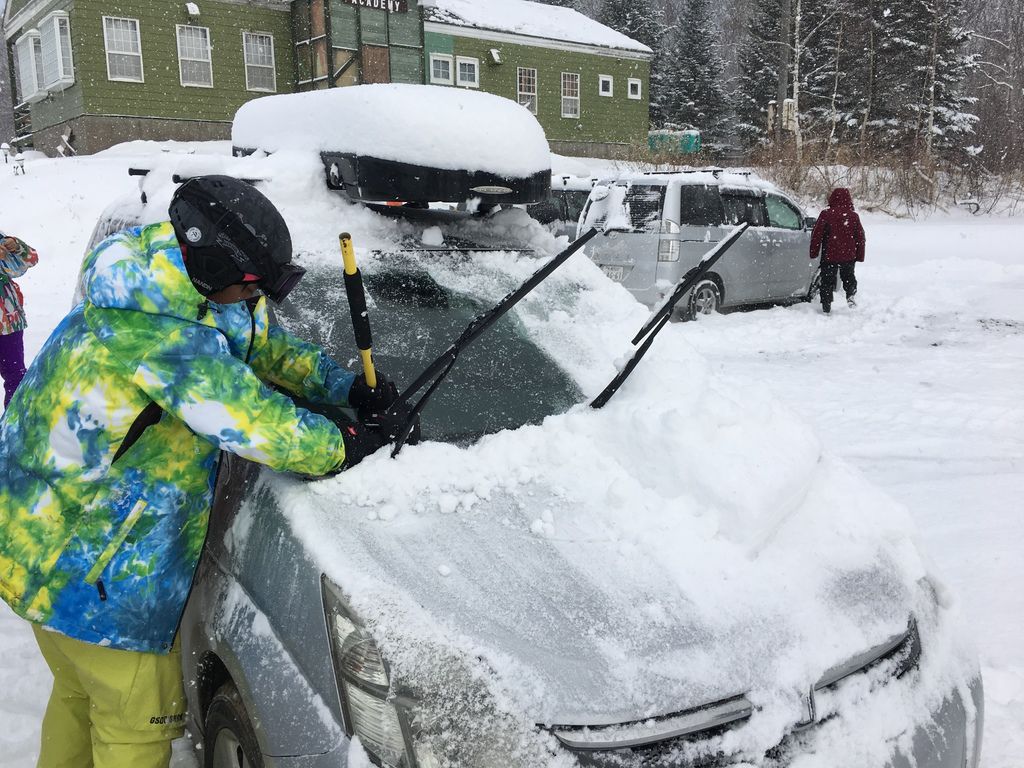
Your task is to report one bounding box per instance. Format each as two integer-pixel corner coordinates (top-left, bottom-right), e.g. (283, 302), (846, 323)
(423, 0), (652, 56)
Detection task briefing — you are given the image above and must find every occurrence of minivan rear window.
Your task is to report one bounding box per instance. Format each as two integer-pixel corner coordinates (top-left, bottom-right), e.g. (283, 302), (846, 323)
(679, 184), (723, 226)
(624, 185), (666, 232)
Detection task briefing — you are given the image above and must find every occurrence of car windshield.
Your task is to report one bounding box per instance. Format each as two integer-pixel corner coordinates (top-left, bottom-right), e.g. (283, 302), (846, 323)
(275, 260), (583, 444)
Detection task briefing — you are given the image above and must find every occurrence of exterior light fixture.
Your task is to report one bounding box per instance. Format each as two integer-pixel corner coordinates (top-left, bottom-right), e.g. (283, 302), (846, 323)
(186, 2), (200, 16)
(489, 48), (502, 64)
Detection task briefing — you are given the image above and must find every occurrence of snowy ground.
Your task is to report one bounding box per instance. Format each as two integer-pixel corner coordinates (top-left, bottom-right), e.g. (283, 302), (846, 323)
(0, 150), (1021, 766)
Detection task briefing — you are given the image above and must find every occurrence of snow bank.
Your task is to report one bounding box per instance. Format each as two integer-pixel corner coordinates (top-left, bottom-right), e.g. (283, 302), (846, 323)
(423, 0), (652, 54)
(232, 85), (551, 178)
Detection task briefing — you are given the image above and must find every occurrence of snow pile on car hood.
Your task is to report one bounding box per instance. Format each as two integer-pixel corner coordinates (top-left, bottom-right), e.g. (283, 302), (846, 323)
(264, 213), (977, 762)
(232, 84), (551, 178)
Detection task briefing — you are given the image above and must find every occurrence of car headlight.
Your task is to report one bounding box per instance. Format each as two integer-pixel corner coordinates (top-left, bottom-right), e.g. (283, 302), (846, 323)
(322, 577), (439, 768)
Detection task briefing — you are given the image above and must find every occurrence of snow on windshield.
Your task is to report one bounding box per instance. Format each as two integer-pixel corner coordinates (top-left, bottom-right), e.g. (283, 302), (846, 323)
(232, 84), (551, 178)
(237, 150), (979, 763)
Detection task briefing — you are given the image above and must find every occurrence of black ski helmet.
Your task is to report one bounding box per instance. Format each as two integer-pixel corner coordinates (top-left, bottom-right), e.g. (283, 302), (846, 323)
(169, 175), (305, 303)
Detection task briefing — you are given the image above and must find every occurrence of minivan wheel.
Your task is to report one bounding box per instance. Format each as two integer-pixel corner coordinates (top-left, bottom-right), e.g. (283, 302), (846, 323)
(205, 682), (264, 768)
(688, 279), (721, 319)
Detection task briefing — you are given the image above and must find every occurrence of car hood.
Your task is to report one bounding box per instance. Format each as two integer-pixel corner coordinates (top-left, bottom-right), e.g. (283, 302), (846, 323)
(273, 391), (927, 726)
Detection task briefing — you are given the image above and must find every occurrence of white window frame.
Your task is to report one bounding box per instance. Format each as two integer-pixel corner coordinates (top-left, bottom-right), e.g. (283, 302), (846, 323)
(598, 74), (613, 97)
(561, 72), (580, 119)
(455, 55), (479, 88)
(429, 53), (453, 85)
(15, 31), (45, 103)
(103, 16), (144, 83)
(517, 66), (537, 114)
(243, 31), (277, 92)
(628, 77), (642, 100)
(39, 11), (74, 91)
(176, 24), (213, 88)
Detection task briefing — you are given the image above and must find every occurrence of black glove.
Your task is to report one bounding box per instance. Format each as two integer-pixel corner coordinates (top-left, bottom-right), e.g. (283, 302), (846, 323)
(348, 372), (399, 415)
(363, 398), (422, 447)
(339, 421), (388, 469)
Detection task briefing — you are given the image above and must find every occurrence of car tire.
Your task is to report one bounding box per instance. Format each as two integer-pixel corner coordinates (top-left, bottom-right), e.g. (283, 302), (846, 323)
(803, 268), (821, 303)
(205, 682), (264, 768)
(687, 279), (721, 320)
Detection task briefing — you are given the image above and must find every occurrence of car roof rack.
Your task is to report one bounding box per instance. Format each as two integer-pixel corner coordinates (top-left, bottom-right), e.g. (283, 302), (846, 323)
(640, 167), (754, 179)
(127, 168), (266, 204)
(127, 168), (265, 185)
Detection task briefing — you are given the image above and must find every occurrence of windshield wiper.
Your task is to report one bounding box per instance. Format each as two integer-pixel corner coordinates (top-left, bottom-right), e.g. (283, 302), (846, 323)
(590, 223), (749, 409)
(388, 227), (600, 456)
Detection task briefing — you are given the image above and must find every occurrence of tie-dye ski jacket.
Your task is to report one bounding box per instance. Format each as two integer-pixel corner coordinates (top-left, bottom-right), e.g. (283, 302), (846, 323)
(0, 234), (39, 335)
(0, 222), (354, 652)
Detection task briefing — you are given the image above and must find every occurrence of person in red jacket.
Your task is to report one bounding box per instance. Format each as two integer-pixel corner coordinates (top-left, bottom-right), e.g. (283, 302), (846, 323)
(809, 188), (865, 314)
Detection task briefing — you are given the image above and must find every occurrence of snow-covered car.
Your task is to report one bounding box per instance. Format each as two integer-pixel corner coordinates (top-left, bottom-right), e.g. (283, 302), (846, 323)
(581, 171), (820, 319)
(527, 174), (597, 239)
(232, 85), (551, 207)
(79, 162), (982, 768)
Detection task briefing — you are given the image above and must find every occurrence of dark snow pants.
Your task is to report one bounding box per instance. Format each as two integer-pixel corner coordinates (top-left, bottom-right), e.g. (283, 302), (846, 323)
(0, 330), (26, 408)
(820, 262), (857, 309)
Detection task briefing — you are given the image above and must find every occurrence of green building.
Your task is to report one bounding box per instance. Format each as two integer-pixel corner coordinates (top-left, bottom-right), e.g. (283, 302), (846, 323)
(291, 0), (425, 89)
(5, 0), (651, 157)
(422, 0), (651, 157)
(4, 0), (293, 154)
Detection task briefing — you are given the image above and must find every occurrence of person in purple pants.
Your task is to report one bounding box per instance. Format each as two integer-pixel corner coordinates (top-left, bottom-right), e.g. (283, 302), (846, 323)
(0, 234), (38, 408)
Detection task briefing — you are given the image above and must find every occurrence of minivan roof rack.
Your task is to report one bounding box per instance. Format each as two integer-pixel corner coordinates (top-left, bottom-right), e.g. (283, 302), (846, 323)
(640, 167), (754, 179)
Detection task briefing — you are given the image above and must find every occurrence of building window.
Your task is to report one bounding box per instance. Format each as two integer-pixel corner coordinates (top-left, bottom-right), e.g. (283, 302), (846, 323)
(103, 17), (144, 82)
(244, 32), (277, 92)
(177, 25), (213, 88)
(14, 32), (44, 103)
(429, 53), (453, 85)
(561, 72), (580, 118)
(40, 12), (74, 91)
(456, 56), (479, 88)
(599, 74), (613, 97)
(517, 67), (537, 114)
(628, 78), (642, 100)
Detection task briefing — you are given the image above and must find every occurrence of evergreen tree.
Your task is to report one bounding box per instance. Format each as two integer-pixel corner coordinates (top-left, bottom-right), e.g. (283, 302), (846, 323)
(598, 0), (667, 51)
(735, 0), (784, 144)
(657, 0), (731, 141)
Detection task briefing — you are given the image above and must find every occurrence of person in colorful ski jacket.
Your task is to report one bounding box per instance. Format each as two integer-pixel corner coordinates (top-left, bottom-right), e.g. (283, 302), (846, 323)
(809, 187), (866, 314)
(0, 176), (396, 768)
(0, 232), (39, 407)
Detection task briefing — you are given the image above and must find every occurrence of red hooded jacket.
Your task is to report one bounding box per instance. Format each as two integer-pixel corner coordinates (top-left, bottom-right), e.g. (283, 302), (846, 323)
(809, 188), (865, 263)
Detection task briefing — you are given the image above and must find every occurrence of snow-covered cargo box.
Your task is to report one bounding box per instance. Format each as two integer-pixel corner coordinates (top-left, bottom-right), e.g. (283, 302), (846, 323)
(232, 84), (552, 205)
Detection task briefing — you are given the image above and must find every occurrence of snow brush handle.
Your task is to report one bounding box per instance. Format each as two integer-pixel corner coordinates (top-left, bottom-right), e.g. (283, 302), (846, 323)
(339, 232), (377, 389)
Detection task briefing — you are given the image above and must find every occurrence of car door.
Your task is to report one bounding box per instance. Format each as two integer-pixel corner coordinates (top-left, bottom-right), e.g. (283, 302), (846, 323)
(763, 193), (813, 299)
(717, 187), (772, 304)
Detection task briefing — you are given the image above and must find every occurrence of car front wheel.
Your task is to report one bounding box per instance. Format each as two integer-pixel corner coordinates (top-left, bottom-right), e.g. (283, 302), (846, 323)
(205, 682), (264, 768)
(688, 279), (721, 319)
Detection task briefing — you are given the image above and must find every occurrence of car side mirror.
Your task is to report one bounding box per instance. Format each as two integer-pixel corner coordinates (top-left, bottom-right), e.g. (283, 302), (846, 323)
(804, 216), (817, 229)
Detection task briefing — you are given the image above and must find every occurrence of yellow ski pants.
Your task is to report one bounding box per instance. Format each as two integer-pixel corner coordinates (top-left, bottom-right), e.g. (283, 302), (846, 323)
(32, 624), (186, 768)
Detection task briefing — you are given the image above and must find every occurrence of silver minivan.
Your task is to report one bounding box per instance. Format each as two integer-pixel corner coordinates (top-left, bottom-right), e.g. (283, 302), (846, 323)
(580, 171), (819, 318)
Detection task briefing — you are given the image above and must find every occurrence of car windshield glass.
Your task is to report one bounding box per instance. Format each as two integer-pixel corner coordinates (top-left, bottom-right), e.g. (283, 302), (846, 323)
(275, 261), (583, 444)
(564, 190), (590, 222)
